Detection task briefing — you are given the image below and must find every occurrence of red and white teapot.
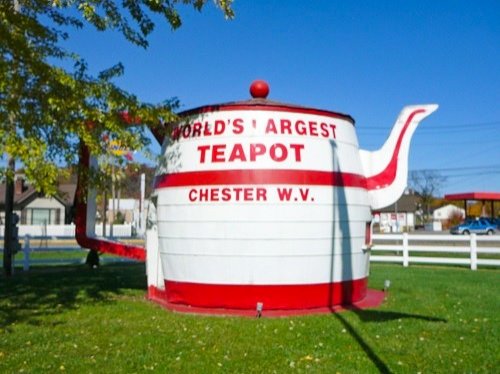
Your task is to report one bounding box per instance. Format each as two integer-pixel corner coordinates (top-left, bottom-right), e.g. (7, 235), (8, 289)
(76, 80), (437, 312)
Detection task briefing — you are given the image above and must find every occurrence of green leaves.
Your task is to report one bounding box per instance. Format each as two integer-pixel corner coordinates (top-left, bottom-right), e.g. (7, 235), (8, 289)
(0, 0), (232, 195)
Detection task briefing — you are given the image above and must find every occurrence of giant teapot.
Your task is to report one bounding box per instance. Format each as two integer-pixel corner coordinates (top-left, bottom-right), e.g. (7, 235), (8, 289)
(76, 81), (437, 312)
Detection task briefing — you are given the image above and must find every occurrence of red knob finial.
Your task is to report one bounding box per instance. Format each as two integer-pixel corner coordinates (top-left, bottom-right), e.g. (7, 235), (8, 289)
(250, 80), (270, 99)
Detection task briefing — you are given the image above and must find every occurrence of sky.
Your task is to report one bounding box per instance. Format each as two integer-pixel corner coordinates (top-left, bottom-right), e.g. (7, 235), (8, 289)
(63, 0), (499, 196)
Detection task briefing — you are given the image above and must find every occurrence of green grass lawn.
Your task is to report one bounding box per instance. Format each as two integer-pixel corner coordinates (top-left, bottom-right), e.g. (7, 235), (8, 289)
(0, 263), (498, 373)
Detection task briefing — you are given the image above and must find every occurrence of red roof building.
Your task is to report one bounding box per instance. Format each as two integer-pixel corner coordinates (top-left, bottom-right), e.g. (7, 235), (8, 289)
(444, 192), (500, 217)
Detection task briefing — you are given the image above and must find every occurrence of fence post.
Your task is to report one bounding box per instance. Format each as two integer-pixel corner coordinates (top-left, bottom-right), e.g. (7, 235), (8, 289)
(23, 234), (30, 271)
(470, 233), (477, 271)
(402, 232), (409, 267)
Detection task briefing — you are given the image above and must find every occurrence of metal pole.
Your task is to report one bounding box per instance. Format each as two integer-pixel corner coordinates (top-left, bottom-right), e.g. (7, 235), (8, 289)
(102, 189), (107, 237)
(139, 173), (145, 236)
(110, 163), (115, 238)
(395, 200), (399, 232)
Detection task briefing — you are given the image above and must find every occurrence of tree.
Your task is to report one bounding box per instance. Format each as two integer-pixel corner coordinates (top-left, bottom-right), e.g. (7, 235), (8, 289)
(1, 0), (234, 275)
(120, 163), (156, 199)
(410, 170), (447, 224)
(1, 0), (234, 193)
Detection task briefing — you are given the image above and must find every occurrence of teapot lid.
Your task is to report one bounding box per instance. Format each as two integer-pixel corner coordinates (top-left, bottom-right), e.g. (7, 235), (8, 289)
(178, 80), (355, 124)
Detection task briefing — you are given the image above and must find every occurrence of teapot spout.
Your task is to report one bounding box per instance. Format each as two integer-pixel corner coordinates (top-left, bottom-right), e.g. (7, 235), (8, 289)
(360, 104), (438, 210)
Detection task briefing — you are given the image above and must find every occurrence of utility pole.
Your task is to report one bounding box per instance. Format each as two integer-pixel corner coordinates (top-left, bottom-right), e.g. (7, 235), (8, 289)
(139, 173), (146, 236)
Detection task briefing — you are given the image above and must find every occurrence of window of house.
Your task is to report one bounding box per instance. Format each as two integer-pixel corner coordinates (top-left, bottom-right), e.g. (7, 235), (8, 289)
(27, 208), (60, 225)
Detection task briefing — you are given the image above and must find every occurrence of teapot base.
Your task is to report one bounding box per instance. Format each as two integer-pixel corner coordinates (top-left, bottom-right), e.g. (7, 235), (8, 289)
(147, 279), (385, 317)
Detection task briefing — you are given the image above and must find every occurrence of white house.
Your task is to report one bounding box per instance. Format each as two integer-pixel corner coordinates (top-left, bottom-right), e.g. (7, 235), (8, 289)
(373, 191), (420, 233)
(0, 177), (76, 226)
(433, 204), (465, 222)
(106, 198), (149, 225)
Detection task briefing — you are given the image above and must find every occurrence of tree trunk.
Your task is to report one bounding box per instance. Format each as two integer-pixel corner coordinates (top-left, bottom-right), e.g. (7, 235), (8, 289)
(3, 158), (15, 276)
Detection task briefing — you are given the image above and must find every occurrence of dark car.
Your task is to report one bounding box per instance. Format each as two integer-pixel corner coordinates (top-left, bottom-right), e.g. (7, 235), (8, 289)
(450, 218), (498, 235)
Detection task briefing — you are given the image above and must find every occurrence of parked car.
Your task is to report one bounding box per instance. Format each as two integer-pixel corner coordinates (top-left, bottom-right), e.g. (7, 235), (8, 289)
(481, 217), (500, 229)
(450, 218), (498, 235)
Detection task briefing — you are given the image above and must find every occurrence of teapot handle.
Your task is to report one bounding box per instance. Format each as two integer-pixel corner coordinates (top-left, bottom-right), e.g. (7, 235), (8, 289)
(75, 143), (146, 261)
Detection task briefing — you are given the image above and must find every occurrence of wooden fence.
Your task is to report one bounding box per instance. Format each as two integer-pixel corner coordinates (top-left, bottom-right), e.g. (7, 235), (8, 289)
(7, 235), (139, 271)
(3, 233), (500, 272)
(370, 233), (500, 270)
(0, 223), (133, 238)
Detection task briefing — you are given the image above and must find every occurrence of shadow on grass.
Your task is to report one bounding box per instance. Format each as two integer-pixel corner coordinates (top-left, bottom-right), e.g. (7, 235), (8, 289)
(333, 312), (392, 374)
(332, 305), (447, 374)
(0, 263), (147, 329)
(351, 308), (447, 323)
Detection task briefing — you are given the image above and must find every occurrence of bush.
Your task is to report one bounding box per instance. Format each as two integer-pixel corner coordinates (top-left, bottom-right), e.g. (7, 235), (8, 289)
(445, 210), (464, 229)
(114, 211), (125, 224)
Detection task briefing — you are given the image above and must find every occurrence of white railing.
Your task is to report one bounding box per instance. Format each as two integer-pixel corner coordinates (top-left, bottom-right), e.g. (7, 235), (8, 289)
(94, 224), (133, 237)
(7, 235), (138, 271)
(4, 232), (499, 272)
(370, 233), (500, 270)
(0, 224), (133, 238)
